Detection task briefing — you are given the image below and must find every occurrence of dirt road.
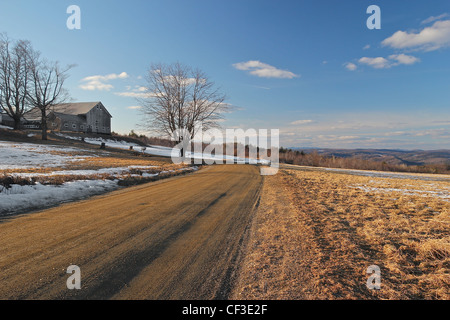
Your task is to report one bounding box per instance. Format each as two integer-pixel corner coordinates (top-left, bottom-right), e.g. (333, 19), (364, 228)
(0, 165), (262, 299)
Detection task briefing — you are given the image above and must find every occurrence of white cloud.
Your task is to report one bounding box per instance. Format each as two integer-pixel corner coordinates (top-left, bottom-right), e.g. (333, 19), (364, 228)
(421, 13), (449, 25)
(290, 119), (314, 125)
(115, 91), (154, 98)
(79, 72), (129, 91)
(384, 131), (409, 137)
(160, 75), (199, 86)
(126, 106), (142, 110)
(358, 54), (419, 69)
(344, 62), (357, 71)
(251, 85), (271, 90)
(134, 86), (147, 92)
(388, 54), (420, 65)
(358, 57), (391, 69)
(278, 112), (450, 149)
(382, 19), (450, 51)
(115, 85), (154, 98)
(338, 135), (359, 140)
(232, 60), (298, 79)
(363, 44), (371, 50)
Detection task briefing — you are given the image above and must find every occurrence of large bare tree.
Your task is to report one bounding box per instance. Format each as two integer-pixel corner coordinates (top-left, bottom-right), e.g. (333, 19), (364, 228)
(141, 62), (229, 155)
(26, 51), (73, 140)
(0, 35), (33, 130)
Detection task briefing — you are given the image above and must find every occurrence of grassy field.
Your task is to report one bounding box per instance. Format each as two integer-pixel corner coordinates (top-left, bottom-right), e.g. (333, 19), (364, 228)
(233, 167), (450, 300)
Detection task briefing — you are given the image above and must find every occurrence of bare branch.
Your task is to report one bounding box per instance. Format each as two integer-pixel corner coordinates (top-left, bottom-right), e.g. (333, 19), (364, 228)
(140, 62), (228, 142)
(26, 53), (73, 140)
(0, 35), (34, 129)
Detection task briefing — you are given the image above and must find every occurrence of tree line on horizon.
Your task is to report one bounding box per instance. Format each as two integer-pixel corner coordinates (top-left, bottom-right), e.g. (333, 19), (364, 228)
(278, 147), (450, 174)
(122, 131), (450, 174)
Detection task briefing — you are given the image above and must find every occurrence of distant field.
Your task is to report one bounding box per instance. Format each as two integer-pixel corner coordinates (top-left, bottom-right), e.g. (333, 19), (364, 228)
(234, 166), (450, 300)
(301, 148), (450, 167)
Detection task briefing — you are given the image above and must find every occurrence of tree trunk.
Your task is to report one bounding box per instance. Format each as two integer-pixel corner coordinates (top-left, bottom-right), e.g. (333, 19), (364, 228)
(13, 118), (21, 130)
(41, 109), (47, 140)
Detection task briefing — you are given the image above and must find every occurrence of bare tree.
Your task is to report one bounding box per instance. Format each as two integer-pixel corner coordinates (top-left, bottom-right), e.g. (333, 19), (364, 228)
(140, 62), (229, 156)
(0, 35), (33, 130)
(26, 51), (73, 140)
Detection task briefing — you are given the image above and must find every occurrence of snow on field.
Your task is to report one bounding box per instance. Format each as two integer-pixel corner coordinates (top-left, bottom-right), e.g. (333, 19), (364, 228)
(8, 166), (158, 178)
(86, 137), (270, 164)
(350, 184), (450, 202)
(0, 139), (199, 215)
(323, 167), (450, 182)
(85, 136), (175, 157)
(55, 133), (176, 157)
(283, 163), (450, 182)
(0, 179), (119, 215)
(0, 125), (12, 130)
(56, 133), (270, 164)
(0, 166), (199, 215)
(0, 141), (92, 169)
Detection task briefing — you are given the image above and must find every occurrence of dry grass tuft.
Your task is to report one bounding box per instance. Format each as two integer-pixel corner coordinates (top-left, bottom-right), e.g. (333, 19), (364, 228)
(234, 168), (450, 300)
(0, 147), (193, 187)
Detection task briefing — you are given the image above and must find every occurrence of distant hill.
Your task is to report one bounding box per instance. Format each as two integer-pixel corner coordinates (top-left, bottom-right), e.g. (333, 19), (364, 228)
(290, 148), (450, 166)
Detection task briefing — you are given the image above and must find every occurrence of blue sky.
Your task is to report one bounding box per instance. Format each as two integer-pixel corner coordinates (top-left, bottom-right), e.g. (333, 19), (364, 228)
(1, 0), (449, 149)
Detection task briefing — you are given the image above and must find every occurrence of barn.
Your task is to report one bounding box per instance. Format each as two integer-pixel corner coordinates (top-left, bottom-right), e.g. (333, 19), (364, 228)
(24, 101), (112, 134)
(0, 113), (15, 128)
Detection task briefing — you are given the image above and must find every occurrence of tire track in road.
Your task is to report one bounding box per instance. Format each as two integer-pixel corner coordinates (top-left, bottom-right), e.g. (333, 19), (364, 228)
(0, 165), (262, 299)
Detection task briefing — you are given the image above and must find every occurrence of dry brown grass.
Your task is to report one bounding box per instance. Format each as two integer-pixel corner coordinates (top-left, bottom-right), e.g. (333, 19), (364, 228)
(65, 156), (184, 171)
(233, 168), (450, 300)
(0, 147), (192, 187)
(0, 156), (185, 174)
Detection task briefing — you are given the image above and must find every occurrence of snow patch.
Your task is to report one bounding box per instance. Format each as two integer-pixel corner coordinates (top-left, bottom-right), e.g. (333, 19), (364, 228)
(55, 133), (270, 164)
(324, 167), (450, 181)
(350, 184), (450, 201)
(0, 179), (119, 215)
(0, 141), (93, 169)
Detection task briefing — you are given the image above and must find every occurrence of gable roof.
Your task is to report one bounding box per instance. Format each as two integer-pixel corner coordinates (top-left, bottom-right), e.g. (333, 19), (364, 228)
(52, 102), (102, 115)
(23, 101), (112, 121)
(23, 108), (42, 122)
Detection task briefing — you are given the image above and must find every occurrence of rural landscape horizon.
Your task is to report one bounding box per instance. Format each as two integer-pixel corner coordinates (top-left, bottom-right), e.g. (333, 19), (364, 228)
(1, 0), (450, 150)
(0, 0), (449, 312)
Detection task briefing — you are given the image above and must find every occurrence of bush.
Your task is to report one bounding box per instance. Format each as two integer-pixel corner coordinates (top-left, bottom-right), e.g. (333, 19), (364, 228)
(0, 174), (36, 193)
